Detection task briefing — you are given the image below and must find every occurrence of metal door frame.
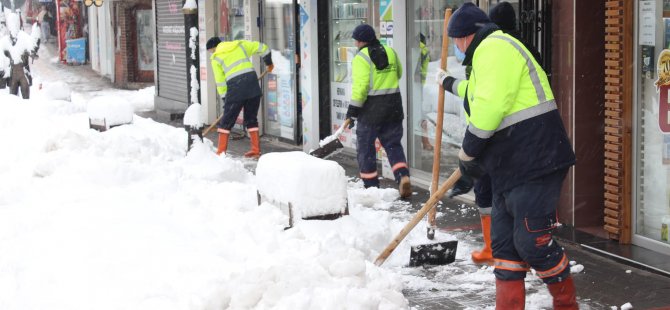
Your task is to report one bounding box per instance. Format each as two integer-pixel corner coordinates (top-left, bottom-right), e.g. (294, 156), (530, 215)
(258, 0), (301, 144)
(518, 0), (552, 76)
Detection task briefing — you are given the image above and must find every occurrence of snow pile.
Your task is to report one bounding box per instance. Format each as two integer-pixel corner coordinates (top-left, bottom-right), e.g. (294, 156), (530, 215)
(84, 87), (156, 112)
(348, 184), (400, 210)
(569, 262), (584, 274)
(620, 302), (633, 310)
(256, 152), (348, 218)
(87, 95), (134, 127)
(183, 103), (203, 127)
(0, 95), (411, 309)
(36, 81), (72, 101)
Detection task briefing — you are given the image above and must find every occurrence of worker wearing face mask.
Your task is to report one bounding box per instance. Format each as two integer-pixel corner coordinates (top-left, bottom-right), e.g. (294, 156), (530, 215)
(435, 3), (577, 309)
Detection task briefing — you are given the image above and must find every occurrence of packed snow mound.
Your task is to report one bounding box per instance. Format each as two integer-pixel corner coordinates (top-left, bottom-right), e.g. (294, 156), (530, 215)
(0, 95), (411, 309)
(0, 93), (24, 105)
(87, 95), (134, 127)
(36, 81), (72, 101)
(256, 151), (348, 218)
(348, 185), (400, 209)
(183, 103), (203, 127)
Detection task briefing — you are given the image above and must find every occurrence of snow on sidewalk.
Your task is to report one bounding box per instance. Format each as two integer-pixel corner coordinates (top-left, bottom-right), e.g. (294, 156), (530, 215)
(0, 91), (421, 309)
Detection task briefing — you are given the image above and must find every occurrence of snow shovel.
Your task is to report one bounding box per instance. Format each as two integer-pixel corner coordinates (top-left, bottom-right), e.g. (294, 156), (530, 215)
(374, 168), (461, 267)
(309, 118), (351, 159)
(428, 8), (452, 241)
(202, 70), (269, 136)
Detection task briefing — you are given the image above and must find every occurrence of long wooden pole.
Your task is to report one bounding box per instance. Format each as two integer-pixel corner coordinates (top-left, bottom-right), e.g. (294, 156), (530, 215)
(374, 169), (461, 266)
(428, 9), (452, 240)
(202, 70), (269, 136)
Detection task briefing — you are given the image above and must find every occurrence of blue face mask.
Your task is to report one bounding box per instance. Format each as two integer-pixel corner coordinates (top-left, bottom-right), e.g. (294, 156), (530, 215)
(454, 43), (466, 62)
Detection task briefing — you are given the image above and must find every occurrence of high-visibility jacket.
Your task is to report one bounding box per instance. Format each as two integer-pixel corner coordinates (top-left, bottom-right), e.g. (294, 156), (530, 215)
(350, 43), (403, 124)
(210, 40), (270, 102)
(454, 29), (575, 194)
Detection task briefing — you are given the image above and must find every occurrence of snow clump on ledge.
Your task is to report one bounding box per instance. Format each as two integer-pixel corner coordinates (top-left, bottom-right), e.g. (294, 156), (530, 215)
(86, 95), (134, 127)
(256, 151), (348, 218)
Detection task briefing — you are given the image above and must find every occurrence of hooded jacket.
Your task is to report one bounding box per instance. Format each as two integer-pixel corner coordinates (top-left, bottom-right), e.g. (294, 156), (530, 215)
(444, 26), (575, 194)
(350, 41), (403, 124)
(210, 40), (272, 102)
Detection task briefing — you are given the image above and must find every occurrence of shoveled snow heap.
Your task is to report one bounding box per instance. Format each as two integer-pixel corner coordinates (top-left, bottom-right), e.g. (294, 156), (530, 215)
(87, 95), (134, 127)
(183, 103), (203, 128)
(0, 93), (409, 309)
(256, 151), (348, 218)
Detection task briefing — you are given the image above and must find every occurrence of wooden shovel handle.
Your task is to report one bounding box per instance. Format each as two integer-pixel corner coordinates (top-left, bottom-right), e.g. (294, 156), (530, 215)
(429, 8), (453, 233)
(202, 70), (269, 136)
(374, 168), (462, 266)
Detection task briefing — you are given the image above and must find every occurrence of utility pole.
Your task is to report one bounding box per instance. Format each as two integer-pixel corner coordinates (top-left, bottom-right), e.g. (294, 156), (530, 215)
(183, 0), (202, 150)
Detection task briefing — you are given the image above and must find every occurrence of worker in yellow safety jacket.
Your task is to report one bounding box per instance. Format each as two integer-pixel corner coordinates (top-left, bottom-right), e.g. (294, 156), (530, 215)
(435, 3), (577, 309)
(206, 36), (273, 158)
(345, 24), (411, 198)
(446, 0), (548, 268)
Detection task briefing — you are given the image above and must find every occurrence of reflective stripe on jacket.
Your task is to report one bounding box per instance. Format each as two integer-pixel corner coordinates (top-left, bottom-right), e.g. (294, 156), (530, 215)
(210, 40), (269, 102)
(351, 44), (404, 124)
(461, 30), (575, 194)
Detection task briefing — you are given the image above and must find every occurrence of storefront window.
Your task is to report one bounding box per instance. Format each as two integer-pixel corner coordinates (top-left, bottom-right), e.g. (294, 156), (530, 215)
(635, 0), (670, 249)
(329, 0), (377, 149)
(406, 1), (469, 179)
(262, 0), (298, 141)
(218, 0), (245, 40)
(136, 9), (154, 71)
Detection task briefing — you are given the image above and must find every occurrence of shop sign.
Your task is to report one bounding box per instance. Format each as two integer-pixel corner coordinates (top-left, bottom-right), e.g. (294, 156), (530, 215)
(655, 49), (670, 133)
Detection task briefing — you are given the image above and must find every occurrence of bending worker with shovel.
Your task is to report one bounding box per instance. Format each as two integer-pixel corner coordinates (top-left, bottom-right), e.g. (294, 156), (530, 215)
(436, 3), (578, 309)
(345, 24), (411, 198)
(206, 36), (273, 158)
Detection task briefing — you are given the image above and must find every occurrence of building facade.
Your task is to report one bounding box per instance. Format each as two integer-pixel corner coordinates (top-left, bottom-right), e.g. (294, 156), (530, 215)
(151, 0), (670, 266)
(86, 0), (154, 89)
(603, 0), (670, 256)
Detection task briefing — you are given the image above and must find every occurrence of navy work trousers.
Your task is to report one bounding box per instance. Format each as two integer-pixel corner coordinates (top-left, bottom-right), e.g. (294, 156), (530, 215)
(218, 95), (261, 130)
(355, 120), (409, 188)
(491, 168), (571, 284)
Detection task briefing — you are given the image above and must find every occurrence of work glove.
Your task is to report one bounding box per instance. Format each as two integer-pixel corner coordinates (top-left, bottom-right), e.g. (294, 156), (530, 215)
(458, 158), (486, 180)
(347, 117), (356, 129)
(447, 175), (474, 198)
(266, 64), (274, 73)
(458, 149), (486, 179)
(346, 106), (361, 129)
(435, 68), (450, 86)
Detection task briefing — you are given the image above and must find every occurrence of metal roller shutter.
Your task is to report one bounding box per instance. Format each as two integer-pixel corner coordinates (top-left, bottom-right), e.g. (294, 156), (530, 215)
(155, 0), (187, 104)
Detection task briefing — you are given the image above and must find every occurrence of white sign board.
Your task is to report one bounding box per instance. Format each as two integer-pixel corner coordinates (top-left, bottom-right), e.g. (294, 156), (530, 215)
(639, 0), (656, 46)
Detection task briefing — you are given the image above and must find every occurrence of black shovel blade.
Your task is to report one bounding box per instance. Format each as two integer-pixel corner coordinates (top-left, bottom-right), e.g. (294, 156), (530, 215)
(409, 240), (458, 267)
(309, 139), (344, 159)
